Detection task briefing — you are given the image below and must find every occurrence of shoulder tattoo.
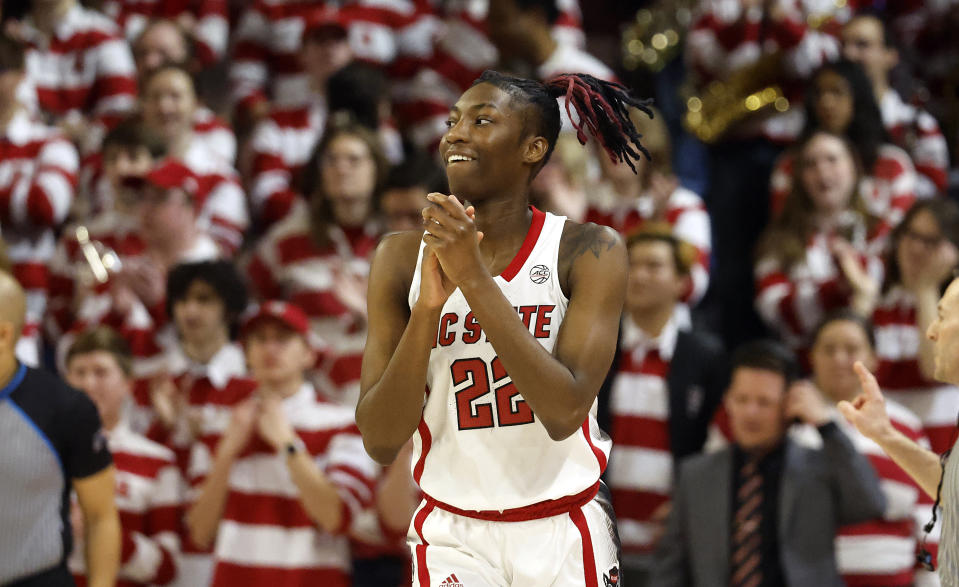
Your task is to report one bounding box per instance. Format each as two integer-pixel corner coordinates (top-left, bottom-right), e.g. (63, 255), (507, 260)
(565, 223), (617, 261)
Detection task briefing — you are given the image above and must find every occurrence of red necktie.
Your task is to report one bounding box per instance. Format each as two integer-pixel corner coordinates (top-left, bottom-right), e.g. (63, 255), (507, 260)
(730, 458), (763, 587)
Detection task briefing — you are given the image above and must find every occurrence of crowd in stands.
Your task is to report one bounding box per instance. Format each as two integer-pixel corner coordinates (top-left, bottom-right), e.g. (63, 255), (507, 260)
(3, 0), (959, 584)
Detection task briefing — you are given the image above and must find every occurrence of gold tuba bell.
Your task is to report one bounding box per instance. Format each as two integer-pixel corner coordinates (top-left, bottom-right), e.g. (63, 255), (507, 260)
(682, 52), (791, 144)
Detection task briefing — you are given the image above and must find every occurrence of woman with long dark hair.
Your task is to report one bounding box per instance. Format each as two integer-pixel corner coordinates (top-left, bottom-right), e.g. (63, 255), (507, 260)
(768, 59), (917, 247)
(872, 199), (959, 455)
(755, 130), (883, 354)
(247, 120), (388, 407)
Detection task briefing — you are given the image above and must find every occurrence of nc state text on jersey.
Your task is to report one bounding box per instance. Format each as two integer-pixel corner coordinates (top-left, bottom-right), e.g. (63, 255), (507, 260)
(432, 305), (556, 348)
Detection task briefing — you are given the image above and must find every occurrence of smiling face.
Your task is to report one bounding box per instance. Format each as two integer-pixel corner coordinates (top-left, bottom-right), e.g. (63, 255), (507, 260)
(440, 82), (548, 201)
(141, 68), (197, 145)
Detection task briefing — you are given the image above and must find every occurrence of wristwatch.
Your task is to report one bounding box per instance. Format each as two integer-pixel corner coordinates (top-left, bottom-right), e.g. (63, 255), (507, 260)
(282, 437), (306, 457)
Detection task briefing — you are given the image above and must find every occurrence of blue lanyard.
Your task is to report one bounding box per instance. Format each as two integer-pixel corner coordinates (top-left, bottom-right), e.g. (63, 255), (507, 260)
(0, 364), (26, 402)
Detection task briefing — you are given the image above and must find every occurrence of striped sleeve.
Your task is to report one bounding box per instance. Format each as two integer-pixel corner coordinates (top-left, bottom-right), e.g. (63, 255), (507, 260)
(199, 175), (249, 257)
(89, 35), (138, 126)
(248, 116), (300, 227)
(120, 463), (183, 584)
(229, 4), (271, 111)
(666, 188), (711, 305)
(193, 0), (230, 65)
(323, 426), (379, 533)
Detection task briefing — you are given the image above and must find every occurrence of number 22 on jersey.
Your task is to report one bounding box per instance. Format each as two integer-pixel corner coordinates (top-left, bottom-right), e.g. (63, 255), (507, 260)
(451, 356), (535, 430)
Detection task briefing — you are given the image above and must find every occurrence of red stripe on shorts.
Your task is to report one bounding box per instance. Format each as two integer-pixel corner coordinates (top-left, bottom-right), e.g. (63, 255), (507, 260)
(570, 507), (598, 587)
(413, 501), (436, 587)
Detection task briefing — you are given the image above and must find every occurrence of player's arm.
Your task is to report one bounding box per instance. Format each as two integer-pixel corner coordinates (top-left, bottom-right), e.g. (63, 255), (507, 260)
(73, 466), (121, 587)
(467, 222), (626, 440)
(423, 193), (626, 440)
(356, 232), (441, 465)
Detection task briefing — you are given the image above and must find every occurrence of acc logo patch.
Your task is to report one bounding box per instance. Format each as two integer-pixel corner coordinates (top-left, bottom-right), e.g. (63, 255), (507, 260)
(603, 566), (620, 586)
(529, 264), (550, 284)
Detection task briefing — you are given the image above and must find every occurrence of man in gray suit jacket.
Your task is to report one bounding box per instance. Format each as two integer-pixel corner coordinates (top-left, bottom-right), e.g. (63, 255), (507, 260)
(650, 340), (886, 587)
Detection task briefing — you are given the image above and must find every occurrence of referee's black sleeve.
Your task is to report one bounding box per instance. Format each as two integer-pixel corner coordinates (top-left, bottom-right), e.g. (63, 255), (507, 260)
(57, 383), (112, 479)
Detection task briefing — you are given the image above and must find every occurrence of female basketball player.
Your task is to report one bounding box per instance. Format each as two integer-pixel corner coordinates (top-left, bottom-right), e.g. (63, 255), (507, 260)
(358, 70), (650, 586)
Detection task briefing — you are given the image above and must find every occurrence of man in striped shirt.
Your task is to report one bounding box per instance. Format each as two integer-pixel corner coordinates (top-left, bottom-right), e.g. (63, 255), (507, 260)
(65, 327), (183, 587)
(0, 33), (78, 366)
(603, 226), (726, 578)
(185, 301), (378, 586)
(843, 276), (959, 586)
(12, 0), (137, 142)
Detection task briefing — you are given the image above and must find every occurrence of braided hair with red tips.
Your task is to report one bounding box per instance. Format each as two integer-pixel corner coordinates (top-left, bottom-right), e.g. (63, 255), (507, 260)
(471, 70), (653, 175)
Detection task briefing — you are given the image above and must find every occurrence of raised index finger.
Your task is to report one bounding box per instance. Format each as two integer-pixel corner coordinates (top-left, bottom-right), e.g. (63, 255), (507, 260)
(853, 361), (882, 400)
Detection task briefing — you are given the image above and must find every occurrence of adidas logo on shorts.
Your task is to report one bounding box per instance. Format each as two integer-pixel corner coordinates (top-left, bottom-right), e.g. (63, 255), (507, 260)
(439, 573), (464, 586)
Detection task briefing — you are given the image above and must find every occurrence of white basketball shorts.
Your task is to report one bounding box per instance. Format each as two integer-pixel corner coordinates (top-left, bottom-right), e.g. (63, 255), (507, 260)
(408, 483), (622, 586)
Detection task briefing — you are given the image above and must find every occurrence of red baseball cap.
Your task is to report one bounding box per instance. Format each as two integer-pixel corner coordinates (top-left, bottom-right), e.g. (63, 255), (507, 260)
(302, 7), (349, 42)
(123, 159), (199, 197)
(241, 301), (311, 340)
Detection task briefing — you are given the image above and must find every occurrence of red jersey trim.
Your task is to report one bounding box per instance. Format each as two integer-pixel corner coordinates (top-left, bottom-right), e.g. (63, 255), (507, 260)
(499, 207), (546, 282)
(413, 502), (435, 587)
(423, 481), (599, 522)
(412, 411), (432, 485)
(582, 419), (608, 473)
(570, 507), (599, 587)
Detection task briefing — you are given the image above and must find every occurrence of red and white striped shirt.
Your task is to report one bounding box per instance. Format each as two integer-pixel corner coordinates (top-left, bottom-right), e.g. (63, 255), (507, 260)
(607, 306), (688, 554)
(18, 4), (137, 129)
(585, 184), (711, 305)
(192, 106), (236, 165)
(769, 143), (917, 248)
(101, 0), (229, 66)
(197, 383), (378, 586)
(78, 106), (235, 220)
(793, 402), (939, 587)
(246, 210), (381, 406)
(755, 222), (884, 351)
(0, 111), (78, 365)
(685, 0), (841, 143)
(128, 342), (252, 468)
(51, 220), (221, 382)
(163, 345), (257, 587)
(880, 90), (949, 199)
(230, 0), (437, 114)
(69, 423), (183, 587)
(873, 285), (959, 456)
(179, 140), (249, 256)
(247, 99), (325, 227)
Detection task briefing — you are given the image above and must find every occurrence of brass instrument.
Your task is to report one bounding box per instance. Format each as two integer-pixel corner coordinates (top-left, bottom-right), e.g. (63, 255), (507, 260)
(622, 1), (697, 73)
(75, 226), (121, 286)
(677, 0), (849, 144)
(682, 52), (790, 144)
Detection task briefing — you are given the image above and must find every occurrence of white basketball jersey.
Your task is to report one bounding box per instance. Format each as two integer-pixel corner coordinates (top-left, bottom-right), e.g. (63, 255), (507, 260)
(407, 208), (612, 515)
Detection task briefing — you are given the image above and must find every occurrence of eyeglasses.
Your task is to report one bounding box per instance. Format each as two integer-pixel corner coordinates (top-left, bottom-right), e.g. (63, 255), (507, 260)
(320, 153), (372, 168)
(902, 229), (945, 249)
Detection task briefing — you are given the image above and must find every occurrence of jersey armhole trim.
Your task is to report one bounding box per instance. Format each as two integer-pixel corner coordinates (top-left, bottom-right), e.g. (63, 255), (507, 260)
(0, 363), (27, 401)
